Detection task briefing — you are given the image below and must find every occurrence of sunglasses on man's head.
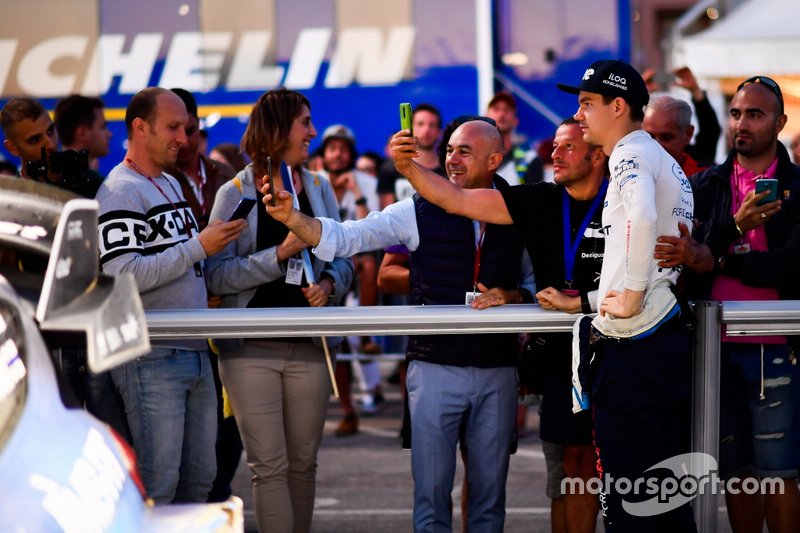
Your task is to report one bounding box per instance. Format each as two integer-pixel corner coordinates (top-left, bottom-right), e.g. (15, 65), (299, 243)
(737, 76), (784, 113)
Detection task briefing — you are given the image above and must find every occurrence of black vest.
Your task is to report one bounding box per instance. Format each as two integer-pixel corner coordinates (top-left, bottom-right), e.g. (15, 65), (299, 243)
(407, 178), (524, 367)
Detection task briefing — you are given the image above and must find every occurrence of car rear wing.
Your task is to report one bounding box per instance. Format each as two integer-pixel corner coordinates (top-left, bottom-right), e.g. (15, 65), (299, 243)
(0, 177), (149, 372)
(34, 198), (150, 372)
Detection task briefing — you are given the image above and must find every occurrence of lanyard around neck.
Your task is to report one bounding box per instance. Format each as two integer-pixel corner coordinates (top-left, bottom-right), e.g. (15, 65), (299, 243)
(126, 157), (193, 238)
(280, 162), (317, 284)
(472, 223), (487, 292)
(562, 180), (607, 287)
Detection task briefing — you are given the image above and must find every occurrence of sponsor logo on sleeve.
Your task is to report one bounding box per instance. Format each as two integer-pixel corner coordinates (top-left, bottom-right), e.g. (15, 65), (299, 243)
(613, 157), (640, 179)
(672, 163), (693, 194)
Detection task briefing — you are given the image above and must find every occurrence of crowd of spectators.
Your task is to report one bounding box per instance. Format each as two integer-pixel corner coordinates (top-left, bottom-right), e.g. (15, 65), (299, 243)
(2, 59), (799, 533)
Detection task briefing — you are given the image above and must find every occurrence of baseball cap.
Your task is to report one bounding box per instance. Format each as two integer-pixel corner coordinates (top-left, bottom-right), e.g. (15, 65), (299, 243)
(488, 92), (516, 111)
(557, 59), (649, 109)
(321, 124), (357, 157)
(322, 124), (355, 144)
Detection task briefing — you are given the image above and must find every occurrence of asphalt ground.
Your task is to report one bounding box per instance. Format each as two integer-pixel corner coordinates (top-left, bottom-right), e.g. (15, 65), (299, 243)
(230, 363), (737, 532)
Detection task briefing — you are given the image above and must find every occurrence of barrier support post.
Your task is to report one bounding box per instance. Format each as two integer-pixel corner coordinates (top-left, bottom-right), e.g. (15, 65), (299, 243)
(692, 301), (721, 533)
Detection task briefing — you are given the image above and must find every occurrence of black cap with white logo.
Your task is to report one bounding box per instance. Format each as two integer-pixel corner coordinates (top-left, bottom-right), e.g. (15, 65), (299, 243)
(557, 59), (649, 109)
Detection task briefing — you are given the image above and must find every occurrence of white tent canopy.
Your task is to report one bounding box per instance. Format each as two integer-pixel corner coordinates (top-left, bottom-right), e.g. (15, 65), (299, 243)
(672, 0), (800, 78)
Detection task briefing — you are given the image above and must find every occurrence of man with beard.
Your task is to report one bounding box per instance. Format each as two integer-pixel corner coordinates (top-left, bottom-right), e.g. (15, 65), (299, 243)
(318, 124), (380, 220)
(1, 96), (102, 197)
(3, 97), (114, 427)
(655, 76), (800, 533)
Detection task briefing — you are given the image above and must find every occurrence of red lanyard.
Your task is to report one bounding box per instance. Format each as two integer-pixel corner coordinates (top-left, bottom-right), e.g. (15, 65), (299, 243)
(732, 161), (750, 215)
(472, 223), (486, 292)
(126, 158), (193, 238)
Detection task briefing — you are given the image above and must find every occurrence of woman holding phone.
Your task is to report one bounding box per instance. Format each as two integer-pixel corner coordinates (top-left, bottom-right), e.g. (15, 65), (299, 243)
(206, 88), (353, 533)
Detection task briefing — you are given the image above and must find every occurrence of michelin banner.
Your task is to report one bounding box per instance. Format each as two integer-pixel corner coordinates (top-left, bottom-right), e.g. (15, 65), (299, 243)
(0, 0), (628, 174)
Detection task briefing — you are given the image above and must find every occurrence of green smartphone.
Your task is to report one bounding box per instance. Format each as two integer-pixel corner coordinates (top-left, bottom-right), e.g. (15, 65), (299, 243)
(399, 102), (413, 135)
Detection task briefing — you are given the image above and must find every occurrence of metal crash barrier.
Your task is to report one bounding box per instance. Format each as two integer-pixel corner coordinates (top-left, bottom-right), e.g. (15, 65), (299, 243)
(145, 301), (800, 533)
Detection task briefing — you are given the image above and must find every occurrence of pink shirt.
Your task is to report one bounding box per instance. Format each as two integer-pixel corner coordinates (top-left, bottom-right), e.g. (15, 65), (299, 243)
(711, 158), (785, 343)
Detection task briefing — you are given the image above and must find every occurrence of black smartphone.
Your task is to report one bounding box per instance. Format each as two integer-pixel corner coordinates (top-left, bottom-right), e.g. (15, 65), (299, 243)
(400, 102), (413, 135)
(228, 197), (257, 221)
(755, 178), (778, 205)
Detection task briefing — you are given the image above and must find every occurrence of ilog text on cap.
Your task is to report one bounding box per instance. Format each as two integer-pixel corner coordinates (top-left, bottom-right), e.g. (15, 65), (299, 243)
(557, 59), (649, 108)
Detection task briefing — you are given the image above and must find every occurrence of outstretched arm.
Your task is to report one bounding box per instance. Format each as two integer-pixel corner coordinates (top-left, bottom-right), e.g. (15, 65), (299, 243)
(262, 173), (415, 262)
(262, 177), (323, 247)
(391, 130), (513, 225)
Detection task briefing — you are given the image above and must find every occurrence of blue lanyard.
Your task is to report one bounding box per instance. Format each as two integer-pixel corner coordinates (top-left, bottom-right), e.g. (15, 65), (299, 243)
(281, 163), (317, 284)
(562, 181), (607, 287)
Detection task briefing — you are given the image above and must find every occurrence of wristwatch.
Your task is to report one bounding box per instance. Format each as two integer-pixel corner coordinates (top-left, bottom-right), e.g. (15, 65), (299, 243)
(321, 274), (336, 301)
(580, 292), (592, 314)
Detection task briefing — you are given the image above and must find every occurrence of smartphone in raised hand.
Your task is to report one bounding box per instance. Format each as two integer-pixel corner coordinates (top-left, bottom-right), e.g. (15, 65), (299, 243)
(266, 156), (278, 207)
(399, 103), (413, 136)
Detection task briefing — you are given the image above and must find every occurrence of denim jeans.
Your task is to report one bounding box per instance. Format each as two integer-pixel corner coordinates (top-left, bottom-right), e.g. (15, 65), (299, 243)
(720, 342), (800, 478)
(111, 347), (217, 503)
(407, 360), (517, 533)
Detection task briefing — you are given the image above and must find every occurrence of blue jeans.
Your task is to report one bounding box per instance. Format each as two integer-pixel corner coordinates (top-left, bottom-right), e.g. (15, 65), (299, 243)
(720, 342), (800, 478)
(407, 360), (517, 533)
(111, 348), (217, 503)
